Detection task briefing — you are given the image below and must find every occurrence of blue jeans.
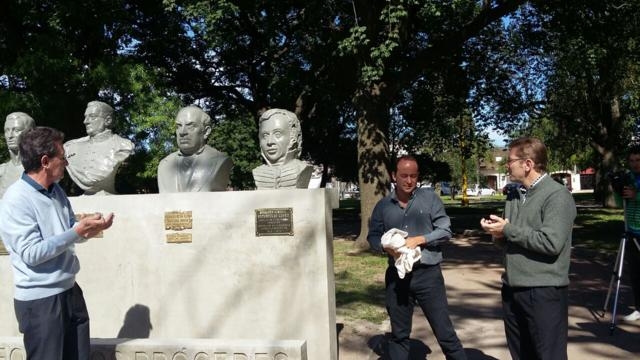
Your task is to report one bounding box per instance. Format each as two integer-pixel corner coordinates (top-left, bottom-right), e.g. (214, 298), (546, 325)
(14, 283), (90, 360)
(385, 263), (466, 360)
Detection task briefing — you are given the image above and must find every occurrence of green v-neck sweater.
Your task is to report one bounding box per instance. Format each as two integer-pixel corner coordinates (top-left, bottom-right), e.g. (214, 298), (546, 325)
(501, 175), (576, 287)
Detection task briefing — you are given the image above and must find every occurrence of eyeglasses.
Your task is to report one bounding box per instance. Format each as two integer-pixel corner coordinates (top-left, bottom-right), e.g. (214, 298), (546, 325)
(506, 158), (526, 165)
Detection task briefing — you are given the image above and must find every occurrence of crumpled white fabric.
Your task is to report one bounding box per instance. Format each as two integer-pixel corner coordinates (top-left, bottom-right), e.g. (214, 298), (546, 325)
(381, 228), (422, 279)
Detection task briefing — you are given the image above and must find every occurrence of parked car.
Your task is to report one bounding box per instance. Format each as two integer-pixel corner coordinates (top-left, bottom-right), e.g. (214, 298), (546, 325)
(440, 182), (457, 196)
(466, 184), (496, 196)
(477, 187), (496, 196)
(465, 187), (477, 196)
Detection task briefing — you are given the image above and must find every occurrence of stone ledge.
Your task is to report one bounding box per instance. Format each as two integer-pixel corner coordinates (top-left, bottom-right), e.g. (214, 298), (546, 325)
(0, 337), (307, 360)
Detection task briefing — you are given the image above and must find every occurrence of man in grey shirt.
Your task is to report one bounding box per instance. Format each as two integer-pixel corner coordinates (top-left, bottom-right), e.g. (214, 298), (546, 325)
(368, 155), (466, 360)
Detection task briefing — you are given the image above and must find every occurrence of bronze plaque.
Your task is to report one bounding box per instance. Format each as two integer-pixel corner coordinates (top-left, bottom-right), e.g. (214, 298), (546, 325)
(164, 211), (193, 231)
(166, 233), (192, 243)
(0, 241), (8, 256)
(255, 208), (293, 236)
(74, 213), (104, 238)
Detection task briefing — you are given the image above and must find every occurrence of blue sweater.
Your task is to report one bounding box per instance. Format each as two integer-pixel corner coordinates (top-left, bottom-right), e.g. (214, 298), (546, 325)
(0, 175), (83, 301)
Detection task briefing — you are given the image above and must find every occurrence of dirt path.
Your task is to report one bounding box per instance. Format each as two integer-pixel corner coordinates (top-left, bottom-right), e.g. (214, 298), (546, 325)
(336, 233), (640, 359)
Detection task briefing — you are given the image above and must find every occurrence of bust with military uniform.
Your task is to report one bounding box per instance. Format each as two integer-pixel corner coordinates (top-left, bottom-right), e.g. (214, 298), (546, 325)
(64, 101), (134, 195)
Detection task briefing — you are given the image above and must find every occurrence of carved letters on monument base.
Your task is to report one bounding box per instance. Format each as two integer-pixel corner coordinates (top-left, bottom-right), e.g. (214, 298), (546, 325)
(0, 337), (306, 360)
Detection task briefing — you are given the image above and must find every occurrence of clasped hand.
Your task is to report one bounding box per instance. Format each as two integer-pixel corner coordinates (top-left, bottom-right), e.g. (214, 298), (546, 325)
(75, 212), (114, 239)
(480, 215), (509, 239)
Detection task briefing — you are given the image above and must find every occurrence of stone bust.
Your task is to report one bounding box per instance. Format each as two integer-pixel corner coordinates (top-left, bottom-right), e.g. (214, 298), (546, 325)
(157, 106), (233, 192)
(252, 109), (313, 189)
(0, 112), (35, 196)
(64, 101), (134, 195)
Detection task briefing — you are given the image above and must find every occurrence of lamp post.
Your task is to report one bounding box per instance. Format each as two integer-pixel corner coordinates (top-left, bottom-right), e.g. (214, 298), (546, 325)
(459, 115), (469, 206)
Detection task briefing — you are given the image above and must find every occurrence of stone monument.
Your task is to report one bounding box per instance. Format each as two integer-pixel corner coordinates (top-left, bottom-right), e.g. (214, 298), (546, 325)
(252, 108), (313, 189)
(1, 189), (339, 359)
(64, 101), (134, 195)
(0, 112), (35, 197)
(157, 105), (233, 192)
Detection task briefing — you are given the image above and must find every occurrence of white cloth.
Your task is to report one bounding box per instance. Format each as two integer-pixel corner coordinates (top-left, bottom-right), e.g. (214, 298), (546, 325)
(381, 228), (422, 279)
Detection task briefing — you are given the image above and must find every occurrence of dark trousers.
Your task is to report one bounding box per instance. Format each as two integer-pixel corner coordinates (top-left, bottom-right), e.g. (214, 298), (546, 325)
(625, 234), (640, 310)
(14, 283), (90, 360)
(385, 264), (466, 360)
(501, 284), (568, 360)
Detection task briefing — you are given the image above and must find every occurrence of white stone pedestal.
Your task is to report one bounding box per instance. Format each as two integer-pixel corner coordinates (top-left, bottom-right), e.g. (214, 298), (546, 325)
(0, 189), (336, 360)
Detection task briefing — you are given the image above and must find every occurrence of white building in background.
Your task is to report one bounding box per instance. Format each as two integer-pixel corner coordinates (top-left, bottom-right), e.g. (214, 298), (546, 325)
(479, 148), (594, 193)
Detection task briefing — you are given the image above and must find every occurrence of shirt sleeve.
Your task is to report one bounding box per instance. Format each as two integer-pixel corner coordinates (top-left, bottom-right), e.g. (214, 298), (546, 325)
(1, 196), (80, 267)
(424, 193), (452, 246)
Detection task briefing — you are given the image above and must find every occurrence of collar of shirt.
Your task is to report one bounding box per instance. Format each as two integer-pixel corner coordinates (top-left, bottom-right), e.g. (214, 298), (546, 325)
(390, 187), (416, 205)
(528, 173), (547, 189)
(21, 172), (55, 198)
(522, 173), (547, 202)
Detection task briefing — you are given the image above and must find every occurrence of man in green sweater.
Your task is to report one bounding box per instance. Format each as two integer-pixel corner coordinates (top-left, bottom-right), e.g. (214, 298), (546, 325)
(480, 137), (576, 360)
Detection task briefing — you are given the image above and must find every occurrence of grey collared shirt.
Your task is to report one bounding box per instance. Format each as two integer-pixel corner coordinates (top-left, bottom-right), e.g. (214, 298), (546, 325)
(367, 187), (452, 265)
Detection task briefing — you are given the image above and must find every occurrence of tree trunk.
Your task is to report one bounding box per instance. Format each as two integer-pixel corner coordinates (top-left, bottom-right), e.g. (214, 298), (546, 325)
(354, 93), (391, 249)
(593, 97), (623, 208)
(595, 150), (618, 208)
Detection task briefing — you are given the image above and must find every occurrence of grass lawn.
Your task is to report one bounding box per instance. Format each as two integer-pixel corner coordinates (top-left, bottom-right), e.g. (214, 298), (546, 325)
(333, 191), (624, 324)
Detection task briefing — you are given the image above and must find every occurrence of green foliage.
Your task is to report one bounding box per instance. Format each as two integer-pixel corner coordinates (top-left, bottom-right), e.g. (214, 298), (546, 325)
(114, 65), (183, 193)
(210, 114), (262, 190)
(9, 0), (636, 202)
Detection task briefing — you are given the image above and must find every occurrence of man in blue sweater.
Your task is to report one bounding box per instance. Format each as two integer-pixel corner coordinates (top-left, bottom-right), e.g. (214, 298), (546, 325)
(0, 126), (114, 360)
(481, 137), (576, 360)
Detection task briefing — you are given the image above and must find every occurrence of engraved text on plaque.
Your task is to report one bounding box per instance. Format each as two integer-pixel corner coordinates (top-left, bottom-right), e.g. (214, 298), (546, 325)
(255, 208), (293, 236)
(164, 211), (193, 243)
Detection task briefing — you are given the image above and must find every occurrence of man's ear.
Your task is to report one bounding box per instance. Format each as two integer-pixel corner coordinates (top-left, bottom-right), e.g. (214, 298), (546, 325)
(204, 125), (212, 140)
(41, 154), (50, 169)
(524, 158), (534, 171)
(391, 172), (397, 182)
